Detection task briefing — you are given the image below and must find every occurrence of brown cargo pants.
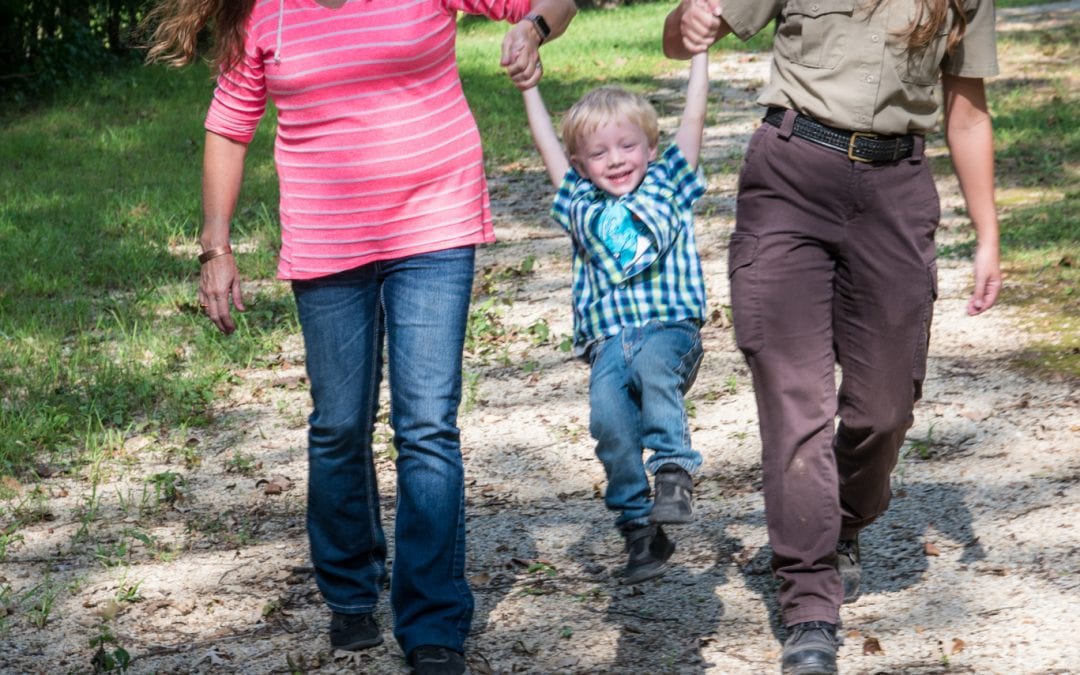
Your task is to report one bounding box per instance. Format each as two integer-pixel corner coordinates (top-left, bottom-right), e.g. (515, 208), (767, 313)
(729, 110), (939, 626)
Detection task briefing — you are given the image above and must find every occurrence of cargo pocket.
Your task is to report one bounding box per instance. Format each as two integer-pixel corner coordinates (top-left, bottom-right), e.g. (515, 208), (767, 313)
(776, 0), (856, 70)
(727, 232), (764, 355)
(911, 259), (938, 386)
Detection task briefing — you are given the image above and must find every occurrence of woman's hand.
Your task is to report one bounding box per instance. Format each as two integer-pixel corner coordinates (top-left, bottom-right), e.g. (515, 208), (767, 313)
(198, 253), (245, 334)
(501, 19), (543, 90)
(500, 0), (576, 90)
(682, 0), (724, 53)
(967, 241), (1002, 316)
(664, 0), (727, 59)
(200, 131), (249, 334)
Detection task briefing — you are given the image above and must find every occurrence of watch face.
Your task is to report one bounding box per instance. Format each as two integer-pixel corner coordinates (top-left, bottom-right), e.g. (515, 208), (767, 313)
(531, 14), (551, 40)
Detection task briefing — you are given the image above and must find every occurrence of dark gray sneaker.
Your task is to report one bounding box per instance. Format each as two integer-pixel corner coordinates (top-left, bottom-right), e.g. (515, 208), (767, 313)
(621, 523), (675, 584)
(781, 621), (839, 675)
(407, 645), (467, 675)
(649, 465), (694, 524)
(329, 612), (383, 651)
(836, 535), (861, 603)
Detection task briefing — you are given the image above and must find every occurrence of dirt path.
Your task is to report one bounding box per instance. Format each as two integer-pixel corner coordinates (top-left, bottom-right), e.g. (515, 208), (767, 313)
(3, 5), (1078, 674)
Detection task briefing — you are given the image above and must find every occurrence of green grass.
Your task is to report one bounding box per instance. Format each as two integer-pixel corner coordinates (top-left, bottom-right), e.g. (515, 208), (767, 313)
(0, 62), (290, 474)
(985, 9), (1079, 377)
(0, 2), (1076, 477)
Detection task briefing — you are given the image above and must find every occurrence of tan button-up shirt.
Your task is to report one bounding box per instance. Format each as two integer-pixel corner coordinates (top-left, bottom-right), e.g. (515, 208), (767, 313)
(722, 0), (998, 134)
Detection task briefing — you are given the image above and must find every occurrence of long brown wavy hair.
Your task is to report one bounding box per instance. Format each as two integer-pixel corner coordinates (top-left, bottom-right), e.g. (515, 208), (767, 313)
(141, 0), (256, 72)
(885, 0), (969, 52)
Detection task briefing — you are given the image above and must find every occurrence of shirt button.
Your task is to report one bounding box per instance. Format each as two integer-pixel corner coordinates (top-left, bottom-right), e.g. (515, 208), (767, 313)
(811, 3), (819, 10)
(871, 34), (880, 42)
(866, 75), (875, 83)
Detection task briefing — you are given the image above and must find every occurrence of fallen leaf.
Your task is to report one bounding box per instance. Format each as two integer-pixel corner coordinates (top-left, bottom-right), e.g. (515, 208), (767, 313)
(257, 475), (294, 495)
(925, 541), (941, 556)
(951, 638), (966, 654)
(470, 572), (492, 586)
(862, 637), (884, 655)
(98, 600), (121, 621)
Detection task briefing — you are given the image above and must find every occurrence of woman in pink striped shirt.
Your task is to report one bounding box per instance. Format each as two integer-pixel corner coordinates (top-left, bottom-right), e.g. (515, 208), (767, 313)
(145, 1), (576, 672)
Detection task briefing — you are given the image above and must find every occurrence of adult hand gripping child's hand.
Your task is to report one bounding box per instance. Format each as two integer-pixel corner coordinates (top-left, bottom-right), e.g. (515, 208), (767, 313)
(680, 0), (724, 54)
(501, 17), (544, 90)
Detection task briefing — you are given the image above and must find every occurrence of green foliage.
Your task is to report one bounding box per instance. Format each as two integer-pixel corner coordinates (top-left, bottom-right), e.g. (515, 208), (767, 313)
(145, 471), (183, 505)
(23, 576), (61, 628)
(0, 61), (291, 475)
(0, 526), (24, 562)
(90, 623), (131, 673)
(0, 0), (149, 105)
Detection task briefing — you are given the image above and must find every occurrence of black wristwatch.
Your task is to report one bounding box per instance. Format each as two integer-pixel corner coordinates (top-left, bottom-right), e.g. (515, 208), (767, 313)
(527, 13), (551, 45)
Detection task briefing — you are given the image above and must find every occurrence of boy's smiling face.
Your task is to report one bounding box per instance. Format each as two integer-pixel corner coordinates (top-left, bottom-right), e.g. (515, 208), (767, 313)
(573, 118), (657, 197)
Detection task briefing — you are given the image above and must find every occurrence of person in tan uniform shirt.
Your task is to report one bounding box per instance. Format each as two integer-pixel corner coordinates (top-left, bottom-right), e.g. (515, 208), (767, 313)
(664, 1), (1002, 673)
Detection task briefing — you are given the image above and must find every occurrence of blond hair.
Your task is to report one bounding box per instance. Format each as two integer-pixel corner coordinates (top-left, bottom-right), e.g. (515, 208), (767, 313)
(560, 86), (659, 159)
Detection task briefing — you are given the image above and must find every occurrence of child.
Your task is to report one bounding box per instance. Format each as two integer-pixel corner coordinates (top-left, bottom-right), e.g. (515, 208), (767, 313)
(520, 52), (709, 584)
(664, 1), (1002, 672)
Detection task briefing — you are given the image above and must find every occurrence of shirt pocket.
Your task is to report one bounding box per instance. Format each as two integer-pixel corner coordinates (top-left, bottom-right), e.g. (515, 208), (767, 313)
(776, 0), (856, 70)
(893, 34), (949, 85)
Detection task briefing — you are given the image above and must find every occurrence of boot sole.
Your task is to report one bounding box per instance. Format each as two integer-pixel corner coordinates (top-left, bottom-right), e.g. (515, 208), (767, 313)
(648, 507), (694, 524)
(331, 634), (384, 651)
(621, 561), (669, 585)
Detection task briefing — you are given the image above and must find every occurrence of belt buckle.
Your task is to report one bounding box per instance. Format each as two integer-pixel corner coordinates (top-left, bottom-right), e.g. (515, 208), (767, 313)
(847, 131), (876, 163)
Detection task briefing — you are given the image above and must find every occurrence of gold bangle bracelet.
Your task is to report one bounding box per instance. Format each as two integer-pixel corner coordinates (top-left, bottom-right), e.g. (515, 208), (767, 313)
(198, 244), (233, 265)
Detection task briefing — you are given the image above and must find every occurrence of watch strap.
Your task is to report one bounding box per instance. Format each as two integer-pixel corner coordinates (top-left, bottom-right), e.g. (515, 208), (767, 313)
(527, 13), (551, 44)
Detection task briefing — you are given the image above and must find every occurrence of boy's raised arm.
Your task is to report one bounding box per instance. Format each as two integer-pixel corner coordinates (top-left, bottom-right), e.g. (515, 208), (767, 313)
(523, 86), (571, 188)
(674, 52), (709, 169)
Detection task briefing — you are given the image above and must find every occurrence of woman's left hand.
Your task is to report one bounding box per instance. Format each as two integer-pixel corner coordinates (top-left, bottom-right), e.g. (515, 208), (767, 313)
(501, 20), (543, 90)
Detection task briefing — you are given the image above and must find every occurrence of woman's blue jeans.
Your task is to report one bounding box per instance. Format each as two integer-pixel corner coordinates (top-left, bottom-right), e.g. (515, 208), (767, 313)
(292, 246), (475, 656)
(588, 319), (704, 528)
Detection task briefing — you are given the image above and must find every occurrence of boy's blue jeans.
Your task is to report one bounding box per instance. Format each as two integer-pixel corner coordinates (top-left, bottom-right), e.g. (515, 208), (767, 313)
(292, 246), (475, 656)
(587, 319), (704, 528)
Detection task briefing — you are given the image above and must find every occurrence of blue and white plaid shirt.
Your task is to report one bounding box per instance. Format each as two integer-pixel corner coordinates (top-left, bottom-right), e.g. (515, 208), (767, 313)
(551, 144), (707, 357)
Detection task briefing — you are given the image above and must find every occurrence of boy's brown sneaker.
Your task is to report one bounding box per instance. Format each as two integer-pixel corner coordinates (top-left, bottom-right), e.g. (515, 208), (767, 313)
(621, 523), (675, 584)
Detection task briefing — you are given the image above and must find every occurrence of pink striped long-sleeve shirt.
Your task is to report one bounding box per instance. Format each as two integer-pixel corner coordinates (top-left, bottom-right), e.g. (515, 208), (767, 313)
(205, 0), (532, 280)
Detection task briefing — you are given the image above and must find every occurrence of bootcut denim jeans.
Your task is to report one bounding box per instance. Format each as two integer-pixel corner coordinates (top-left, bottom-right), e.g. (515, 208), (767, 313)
(588, 319), (704, 528)
(292, 246), (475, 656)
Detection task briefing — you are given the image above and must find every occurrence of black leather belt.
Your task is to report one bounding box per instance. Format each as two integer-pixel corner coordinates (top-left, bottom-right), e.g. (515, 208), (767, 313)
(764, 108), (916, 163)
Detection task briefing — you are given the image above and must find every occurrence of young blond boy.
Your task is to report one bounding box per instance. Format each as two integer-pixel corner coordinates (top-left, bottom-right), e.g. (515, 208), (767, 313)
(521, 53), (709, 583)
